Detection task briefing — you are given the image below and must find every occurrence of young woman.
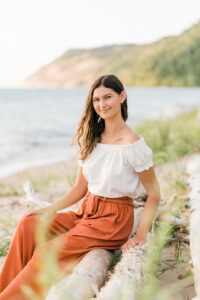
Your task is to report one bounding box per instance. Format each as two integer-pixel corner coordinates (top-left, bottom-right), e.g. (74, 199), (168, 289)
(0, 74), (161, 299)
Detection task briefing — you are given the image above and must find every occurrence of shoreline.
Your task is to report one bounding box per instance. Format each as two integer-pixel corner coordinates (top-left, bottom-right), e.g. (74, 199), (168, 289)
(0, 155), (79, 203)
(0, 144), (78, 180)
(0, 154), (76, 180)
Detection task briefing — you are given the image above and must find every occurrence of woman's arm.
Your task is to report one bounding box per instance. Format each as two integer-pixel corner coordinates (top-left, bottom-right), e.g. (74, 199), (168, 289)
(121, 166), (161, 251)
(26, 166), (88, 216)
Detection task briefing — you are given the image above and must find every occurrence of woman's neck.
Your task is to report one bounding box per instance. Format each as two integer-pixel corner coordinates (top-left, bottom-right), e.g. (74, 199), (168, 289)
(103, 122), (127, 137)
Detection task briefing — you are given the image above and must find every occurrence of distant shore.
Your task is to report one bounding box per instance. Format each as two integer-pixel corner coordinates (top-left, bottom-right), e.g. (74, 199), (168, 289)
(0, 155), (78, 199)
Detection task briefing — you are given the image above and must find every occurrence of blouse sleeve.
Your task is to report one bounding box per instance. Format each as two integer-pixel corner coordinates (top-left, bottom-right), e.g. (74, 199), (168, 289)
(127, 139), (154, 172)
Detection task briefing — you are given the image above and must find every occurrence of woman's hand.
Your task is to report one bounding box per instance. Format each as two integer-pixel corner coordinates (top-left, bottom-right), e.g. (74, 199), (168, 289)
(121, 235), (146, 252)
(25, 206), (55, 217)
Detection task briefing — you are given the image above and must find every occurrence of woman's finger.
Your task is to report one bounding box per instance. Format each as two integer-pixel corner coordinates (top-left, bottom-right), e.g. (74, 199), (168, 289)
(25, 208), (37, 216)
(121, 239), (139, 251)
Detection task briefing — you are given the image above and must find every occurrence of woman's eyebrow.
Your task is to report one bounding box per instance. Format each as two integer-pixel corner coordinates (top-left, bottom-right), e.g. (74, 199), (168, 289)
(93, 93), (112, 100)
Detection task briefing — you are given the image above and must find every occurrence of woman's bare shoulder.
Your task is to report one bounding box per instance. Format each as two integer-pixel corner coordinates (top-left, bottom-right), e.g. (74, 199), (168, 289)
(124, 127), (141, 143)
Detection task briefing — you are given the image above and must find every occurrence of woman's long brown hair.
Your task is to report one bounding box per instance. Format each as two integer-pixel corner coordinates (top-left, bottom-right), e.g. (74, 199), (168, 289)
(72, 74), (128, 161)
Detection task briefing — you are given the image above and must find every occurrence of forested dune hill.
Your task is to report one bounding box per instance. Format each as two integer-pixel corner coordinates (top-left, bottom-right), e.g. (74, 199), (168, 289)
(21, 21), (200, 88)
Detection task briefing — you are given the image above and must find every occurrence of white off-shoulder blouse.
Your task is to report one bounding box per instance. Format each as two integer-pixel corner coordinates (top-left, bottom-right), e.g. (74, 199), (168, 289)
(77, 135), (154, 199)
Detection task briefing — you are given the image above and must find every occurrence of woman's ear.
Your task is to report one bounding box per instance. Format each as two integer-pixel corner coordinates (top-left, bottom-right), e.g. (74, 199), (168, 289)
(120, 90), (127, 103)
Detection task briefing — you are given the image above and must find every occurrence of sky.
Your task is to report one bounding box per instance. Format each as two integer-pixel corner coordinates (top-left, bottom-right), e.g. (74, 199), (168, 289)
(0, 0), (200, 87)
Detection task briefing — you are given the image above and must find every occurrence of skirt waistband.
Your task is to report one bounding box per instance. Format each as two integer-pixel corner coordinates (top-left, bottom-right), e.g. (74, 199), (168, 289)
(83, 191), (134, 216)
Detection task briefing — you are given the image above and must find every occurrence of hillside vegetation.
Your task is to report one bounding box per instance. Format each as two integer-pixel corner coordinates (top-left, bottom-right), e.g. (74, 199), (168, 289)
(22, 22), (200, 88)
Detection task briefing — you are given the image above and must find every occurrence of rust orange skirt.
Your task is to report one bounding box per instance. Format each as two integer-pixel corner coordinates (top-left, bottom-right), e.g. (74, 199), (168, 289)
(68, 191), (134, 242)
(0, 191), (134, 300)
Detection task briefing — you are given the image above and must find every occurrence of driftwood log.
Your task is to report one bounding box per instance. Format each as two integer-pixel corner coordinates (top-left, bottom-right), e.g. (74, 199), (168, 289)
(92, 238), (151, 300)
(46, 248), (115, 300)
(187, 154), (200, 300)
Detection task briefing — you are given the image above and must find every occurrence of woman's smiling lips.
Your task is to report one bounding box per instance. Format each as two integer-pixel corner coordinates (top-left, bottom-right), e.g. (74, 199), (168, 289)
(100, 109), (110, 113)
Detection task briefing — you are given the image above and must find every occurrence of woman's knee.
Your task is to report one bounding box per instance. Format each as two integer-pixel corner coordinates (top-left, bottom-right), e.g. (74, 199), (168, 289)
(18, 214), (38, 232)
(32, 239), (58, 262)
(20, 214), (37, 224)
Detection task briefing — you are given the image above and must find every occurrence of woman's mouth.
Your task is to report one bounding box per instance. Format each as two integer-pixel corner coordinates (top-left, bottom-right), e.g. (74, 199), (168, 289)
(100, 109), (110, 113)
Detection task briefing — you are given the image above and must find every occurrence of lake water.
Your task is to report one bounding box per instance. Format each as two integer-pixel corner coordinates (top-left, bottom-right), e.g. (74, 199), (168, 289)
(0, 87), (200, 178)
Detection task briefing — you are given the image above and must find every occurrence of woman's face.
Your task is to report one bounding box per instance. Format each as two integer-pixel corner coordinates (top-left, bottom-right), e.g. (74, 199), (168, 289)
(92, 86), (126, 119)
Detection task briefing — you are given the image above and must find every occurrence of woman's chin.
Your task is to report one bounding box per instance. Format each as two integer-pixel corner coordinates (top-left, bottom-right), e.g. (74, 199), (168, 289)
(100, 111), (112, 119)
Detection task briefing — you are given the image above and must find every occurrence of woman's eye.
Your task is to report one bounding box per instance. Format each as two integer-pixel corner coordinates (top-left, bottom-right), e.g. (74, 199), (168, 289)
(93, 96), (111, 102)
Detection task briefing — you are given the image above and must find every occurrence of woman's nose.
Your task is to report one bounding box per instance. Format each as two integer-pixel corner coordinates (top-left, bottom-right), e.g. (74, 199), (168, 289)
(99, 105), (108, 111)
(99, 99), (108, 107)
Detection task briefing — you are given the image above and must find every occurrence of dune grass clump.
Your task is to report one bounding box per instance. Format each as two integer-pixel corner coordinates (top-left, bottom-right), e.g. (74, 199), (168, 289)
(136, 108), (200, 166)
(135, 194), (191, 300)
(0, 240), (10, 256)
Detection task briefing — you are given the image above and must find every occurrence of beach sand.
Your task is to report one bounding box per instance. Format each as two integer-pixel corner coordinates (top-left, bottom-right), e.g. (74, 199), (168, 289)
(0, 155), (82, 262)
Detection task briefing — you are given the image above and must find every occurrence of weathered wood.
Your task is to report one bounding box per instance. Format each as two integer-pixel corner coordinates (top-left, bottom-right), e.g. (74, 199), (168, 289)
(46, 249), (115, 300)
(93, 236), (152, 300)
(186, 154), (200, 300)
(23, 180), (50, 207)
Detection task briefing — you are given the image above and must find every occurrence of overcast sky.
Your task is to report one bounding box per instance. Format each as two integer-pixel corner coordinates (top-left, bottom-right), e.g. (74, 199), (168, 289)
(0, 0), (199, 87)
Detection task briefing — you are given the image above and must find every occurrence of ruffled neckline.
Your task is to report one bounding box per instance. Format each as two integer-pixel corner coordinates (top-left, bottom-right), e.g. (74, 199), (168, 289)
(96, 135), (144, 148)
